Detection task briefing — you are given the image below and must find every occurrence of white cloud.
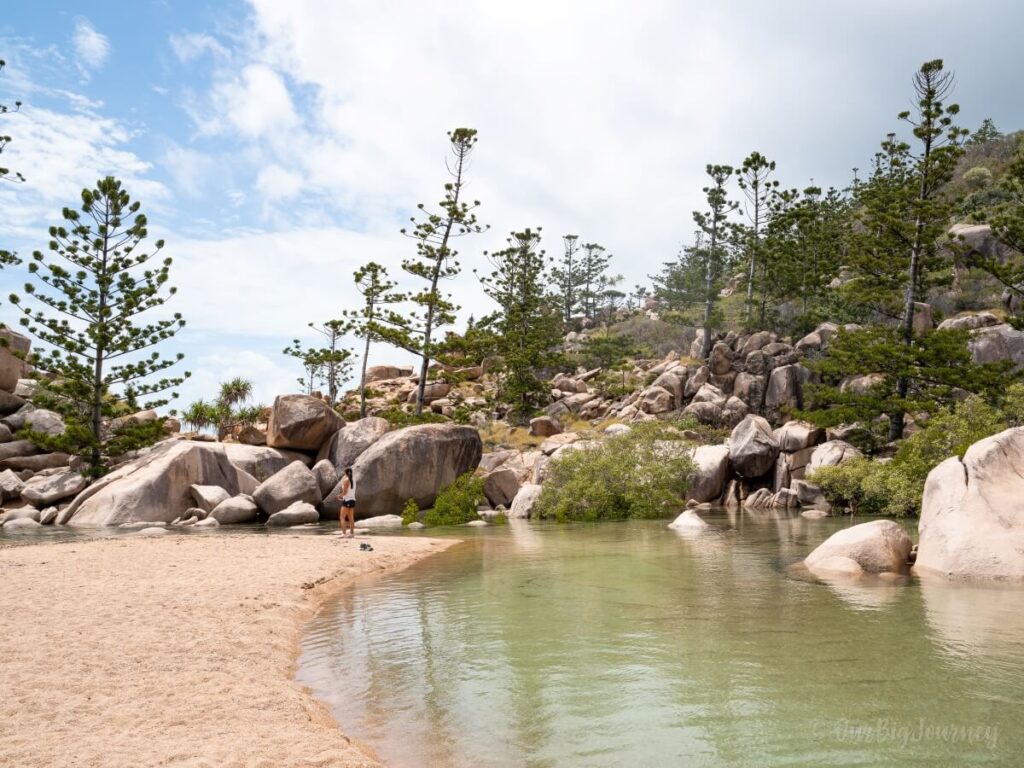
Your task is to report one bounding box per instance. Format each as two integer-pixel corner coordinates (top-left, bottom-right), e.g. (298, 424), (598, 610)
(73, 19), (110, 72)
(160, 142), (214, 197)
(181, 0), (872, 294)
(177, 346), (298, 411)
(209, 64), (298, 140)
(256, 163), (303, 202)
(0, 106), (167, 242)
(169, 32), (228, 63)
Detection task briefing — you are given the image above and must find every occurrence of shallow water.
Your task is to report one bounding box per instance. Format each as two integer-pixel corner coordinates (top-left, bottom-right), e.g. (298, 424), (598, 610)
(0, 521), (345, 548)
(298, 513), (1024, 767)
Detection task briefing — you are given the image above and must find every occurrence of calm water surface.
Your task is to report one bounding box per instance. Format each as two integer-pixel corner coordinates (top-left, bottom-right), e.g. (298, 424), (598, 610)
(298, 514), (1024, 767)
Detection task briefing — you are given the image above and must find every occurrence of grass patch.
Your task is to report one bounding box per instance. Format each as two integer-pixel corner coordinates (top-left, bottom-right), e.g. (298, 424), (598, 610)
(478, 421), (544, 451)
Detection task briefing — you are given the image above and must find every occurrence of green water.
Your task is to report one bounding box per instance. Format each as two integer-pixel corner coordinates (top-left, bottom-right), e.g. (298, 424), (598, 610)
(298, 514), (1024, 767)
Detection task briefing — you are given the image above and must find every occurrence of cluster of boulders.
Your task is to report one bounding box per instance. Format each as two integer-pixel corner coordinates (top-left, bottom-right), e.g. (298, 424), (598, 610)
(0, 329), (90, 530)
(474, 413), (863, 522)
(789, 422), (1024, 584)
(1, 392), (484, 531)
(545, 325), (844, 430)
(683, 415), (859, 513)
(339, 364), (489, 422)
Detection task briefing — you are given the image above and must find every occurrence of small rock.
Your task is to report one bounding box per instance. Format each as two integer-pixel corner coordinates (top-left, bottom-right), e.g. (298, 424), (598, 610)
(540, 432), (580, 455)
(266, 501), (320, 527)
(604, 423), (631, 436)
(135, 527), (170, 537)
(528, 415), (562, 438)
(801, 509), (829, 519)
(668, 509), (709, 531)
(38, 506), (58, 525)
(189, 485), (231, 513)
(3, 516), (41, 530)
(209, 495), (260, 525)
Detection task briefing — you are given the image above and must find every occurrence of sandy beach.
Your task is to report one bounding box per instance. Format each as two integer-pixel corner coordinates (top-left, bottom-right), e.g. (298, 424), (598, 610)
(0, 531), (457, 767)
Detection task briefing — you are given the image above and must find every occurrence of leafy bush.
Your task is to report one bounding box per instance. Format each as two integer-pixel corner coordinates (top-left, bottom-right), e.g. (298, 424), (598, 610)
(671, 413), (729, 444)
(423, 473), (485, 526)
(811, 395), (1008, 517)
(812, 458), (879, 514)
(532, 422), (696, 522)
(963, 165), (993, 190)
(377, 407), (447, 428)
(401, 498), (420, 526)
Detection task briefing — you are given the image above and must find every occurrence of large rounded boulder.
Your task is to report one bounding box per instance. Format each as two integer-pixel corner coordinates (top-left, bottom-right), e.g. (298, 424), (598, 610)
(266, 394), (344, 451)
(0, 328), (30, 393)
(222, 443), (312, 480)
(917, 427), (1024, 580)
(252, 461), (322, 515)
(316, 416), (390, 470)
(728, 415), (779, 479)
(350, 424), (482, 517)
(807, 440), (863, 474)
(209, 495), (260, 524)
(61, 441), (258, 526)
(687, 444), (731, 503)
(804, 520), (913, 579)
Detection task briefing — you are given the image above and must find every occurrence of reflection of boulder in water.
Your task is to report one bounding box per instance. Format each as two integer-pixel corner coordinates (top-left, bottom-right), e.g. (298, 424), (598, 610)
(788, 561), (907, 610)
(820, 576), (906, 610)
(507, 518), (543, 553)
(920, 576), (1024, 665)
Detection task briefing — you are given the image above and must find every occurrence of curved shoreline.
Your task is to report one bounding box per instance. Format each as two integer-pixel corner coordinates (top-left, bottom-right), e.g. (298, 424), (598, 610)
(0, 532), (458, 767)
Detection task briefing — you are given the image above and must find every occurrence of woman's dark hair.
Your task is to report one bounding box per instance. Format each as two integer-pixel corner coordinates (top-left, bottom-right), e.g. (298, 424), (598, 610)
(345, 467), (354, 484)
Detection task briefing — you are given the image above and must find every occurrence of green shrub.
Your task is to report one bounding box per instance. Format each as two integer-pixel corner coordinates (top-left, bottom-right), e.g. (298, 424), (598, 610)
(1000, 382), (1024, 426)
(672, 413), (729, 444)
(533, 422), (696, 522)
(963, 165), (993, 190)
(401, 498), (420, 526)
(811, 395), (1007, 517)
(423, 473), (485, 526)
(811, 458), (878, 514)
(377, 407), (447, 428)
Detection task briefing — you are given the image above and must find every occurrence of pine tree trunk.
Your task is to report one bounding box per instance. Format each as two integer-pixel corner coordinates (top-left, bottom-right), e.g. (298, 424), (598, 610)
(91, 201), (111, 473)
(359, 326), (372, 419)
(700, 216), (720, 359)
(892, 130), (934, 444)
(414, 150), (466, 415)
(745, 201), (759, 324)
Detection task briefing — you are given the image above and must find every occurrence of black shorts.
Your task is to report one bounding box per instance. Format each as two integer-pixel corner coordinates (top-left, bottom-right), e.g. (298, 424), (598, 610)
(342, 499), (356, 509)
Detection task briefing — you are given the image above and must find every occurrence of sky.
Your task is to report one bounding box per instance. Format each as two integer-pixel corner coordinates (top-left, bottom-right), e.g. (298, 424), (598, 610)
(1, 0), (1023, 412)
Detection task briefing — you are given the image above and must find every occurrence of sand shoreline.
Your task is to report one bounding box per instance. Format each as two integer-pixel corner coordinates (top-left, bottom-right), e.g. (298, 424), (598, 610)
(0, 531), (458, 767)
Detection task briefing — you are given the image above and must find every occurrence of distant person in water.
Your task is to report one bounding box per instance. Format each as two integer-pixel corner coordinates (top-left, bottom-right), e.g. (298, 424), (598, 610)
(337, 467), (356, 538)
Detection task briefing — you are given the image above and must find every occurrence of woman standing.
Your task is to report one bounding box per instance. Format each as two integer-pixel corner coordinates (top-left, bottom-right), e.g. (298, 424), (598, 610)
(337, 467), (356, 538)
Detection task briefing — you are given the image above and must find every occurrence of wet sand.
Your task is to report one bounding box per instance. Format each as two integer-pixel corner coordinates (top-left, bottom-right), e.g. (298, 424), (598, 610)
(0, 532), (457, 767)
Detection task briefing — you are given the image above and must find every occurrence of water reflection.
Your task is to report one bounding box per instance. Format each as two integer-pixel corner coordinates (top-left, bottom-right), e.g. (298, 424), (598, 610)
(299, 517), (1024, 767)
(920, 576), (1024, 671)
